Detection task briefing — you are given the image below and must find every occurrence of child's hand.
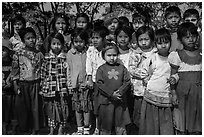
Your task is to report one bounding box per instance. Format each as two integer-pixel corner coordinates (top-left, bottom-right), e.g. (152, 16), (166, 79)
(112, 90), (122, 100)
(167, 77), (176, 85)
(86, 80), (93, 89)
(14, 83), (21, 95)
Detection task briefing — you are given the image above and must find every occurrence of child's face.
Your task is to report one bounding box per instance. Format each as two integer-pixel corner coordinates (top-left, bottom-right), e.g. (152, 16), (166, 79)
(133, 18), (145, 31)
(51, 38), (62, 55)
(92, 33), (103, 49)
(107, 18), (119, 33)
(166, 12), (180, 29)
(156, 41), (171, 56)
(181, 32), (197, 49)
(138, 32), (152, 50)
(104, 48), (118, 65)
(14, 21), (24, 33)
(76, 17), (88, 29)
(24, 32), (36, 49)
(55, 17), (66, 33)
(117, 30), (130, 49)
(2, 47), (9, 59)
(184, 15), (198, 26)
(73, 36), (86, 52)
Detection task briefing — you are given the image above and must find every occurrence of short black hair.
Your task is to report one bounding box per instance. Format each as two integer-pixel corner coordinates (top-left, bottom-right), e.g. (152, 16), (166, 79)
(92, 26), (109, 39)
(177, 22), (198, 41)
(183, 8), (199, 20)
(18, 27), (36, 42)
(11, 14), (26, 27)
(165, 6), (181, 18)
(71, 28), (89, 45)
(115, 26), (134, 41)
(136, 26), (154, 42)
(155, 28), (171, 46)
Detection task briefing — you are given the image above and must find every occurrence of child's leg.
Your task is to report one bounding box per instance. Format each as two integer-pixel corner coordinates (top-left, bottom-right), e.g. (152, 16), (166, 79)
(48, 117), (55, 135)
(75, 111), (84, 135)
(83, 111), (90, 135)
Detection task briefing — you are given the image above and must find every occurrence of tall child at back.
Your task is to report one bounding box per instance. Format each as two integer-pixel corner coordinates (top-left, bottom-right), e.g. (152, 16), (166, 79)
(169, 22), (202, 135)
(128, 26), (157, 132)
(43, 13), (70, 54)
(11, 27), (44, 134)
(139, 28), (178, 135)
(96, 43), (131, 135)
(164, 6), (182, 52)
(131, 11), (151, 49)
(9, 15), (26, 51)
(86, 26), (109, 134)
(66, 28), (92, 135)
(40, 32), (69, 135)
(183, 8), (202, 50)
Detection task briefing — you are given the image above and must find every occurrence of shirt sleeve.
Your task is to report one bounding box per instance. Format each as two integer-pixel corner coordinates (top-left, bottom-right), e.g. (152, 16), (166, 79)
(117, 66), (131, 96)
(66, 53), (73, 89)
(86, 48), (93, 76)
(11, 53), (20, 81)
(168, 51), (181, 69)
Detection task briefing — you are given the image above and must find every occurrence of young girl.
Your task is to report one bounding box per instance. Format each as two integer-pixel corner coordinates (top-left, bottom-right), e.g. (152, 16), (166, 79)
(169, 22), (202, 135)
(86, 26), (109, 134)
(40, 32), (69, 135)
(11, 27), (44, 134)
(66, 28), (92, 135)
(43, 13), (70, 54)
(128, 26), (157, 132)
(139, 28), (177, 135)
(96, 43), (131, 135)
(75, 13), (90, 30)
(115, 26), (134, 123)
(9, 14), (26, 51)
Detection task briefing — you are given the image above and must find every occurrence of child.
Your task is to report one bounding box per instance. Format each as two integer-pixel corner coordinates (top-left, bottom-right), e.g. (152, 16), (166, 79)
(66, 28), (92, 135)
(183, 8), (202, 49)
(96, 43), (131, 135)
(43, 13), (70, 54)
(139, 28), (177, 135)
(40, 32), (69, 135)
(9, 14), (26, 51)
(168, 22), (202, 135)
(104, 12), (121, 42)
(128, 26), (157, 132)
(2, 39), (15, 134)
(86, 26), (109, 134)
(164, 6), (183, 52)
(75, 13), (90, 30)
(11, 27), (44, 134)
(131, 11), (150, 49)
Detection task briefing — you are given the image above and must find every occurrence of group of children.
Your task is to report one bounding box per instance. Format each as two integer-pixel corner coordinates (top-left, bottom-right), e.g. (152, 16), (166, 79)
(2, 5), (202, 135)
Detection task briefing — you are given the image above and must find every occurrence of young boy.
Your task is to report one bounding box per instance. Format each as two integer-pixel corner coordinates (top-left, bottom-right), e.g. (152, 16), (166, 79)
(11, 27), (44, 134)
(164, 6), (183, 52)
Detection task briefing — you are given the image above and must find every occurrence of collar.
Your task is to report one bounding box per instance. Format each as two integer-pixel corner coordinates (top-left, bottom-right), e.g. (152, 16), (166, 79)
(70, 48), (86, 54)
(118, 47), (129, 54)
(49, 50), (65, 58)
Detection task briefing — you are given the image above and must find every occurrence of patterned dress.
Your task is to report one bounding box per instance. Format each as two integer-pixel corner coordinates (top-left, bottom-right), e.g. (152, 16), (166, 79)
(40, 51), (69, 128)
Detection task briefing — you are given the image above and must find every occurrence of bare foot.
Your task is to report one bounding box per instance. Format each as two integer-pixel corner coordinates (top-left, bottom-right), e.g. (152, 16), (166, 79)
(48, 127), (54, 135)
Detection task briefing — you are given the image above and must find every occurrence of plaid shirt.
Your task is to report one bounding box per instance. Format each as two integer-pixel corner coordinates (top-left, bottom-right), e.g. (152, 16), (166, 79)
(40, 51), (68, 97)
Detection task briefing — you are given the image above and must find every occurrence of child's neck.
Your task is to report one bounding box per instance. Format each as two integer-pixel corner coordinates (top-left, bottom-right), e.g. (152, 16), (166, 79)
(25, 46), (36, 52)
(118, 46), (129, 54)
(141, 47), (153, 53)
